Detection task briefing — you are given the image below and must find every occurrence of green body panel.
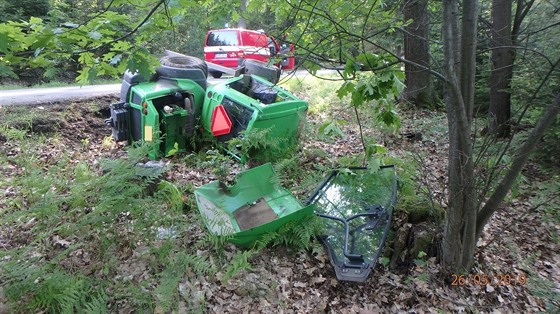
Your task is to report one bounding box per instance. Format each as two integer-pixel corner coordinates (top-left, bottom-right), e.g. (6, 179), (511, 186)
(201, 75), (308, 161)
(128, 78), (205, 159)
(194, 163), (314, 247)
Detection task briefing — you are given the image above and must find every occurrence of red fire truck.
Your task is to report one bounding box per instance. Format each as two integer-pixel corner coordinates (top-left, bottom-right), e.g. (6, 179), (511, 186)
(204, 28), (295, 78)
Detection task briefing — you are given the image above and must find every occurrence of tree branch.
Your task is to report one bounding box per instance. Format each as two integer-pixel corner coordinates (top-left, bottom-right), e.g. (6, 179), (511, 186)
(76, 0), (166, 54)
(476, 92), (560, 238)
(480, 45), (554, 67)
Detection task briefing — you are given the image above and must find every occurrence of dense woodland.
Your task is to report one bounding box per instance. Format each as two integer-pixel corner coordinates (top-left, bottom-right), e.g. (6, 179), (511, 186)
(0, 0), (559, 312)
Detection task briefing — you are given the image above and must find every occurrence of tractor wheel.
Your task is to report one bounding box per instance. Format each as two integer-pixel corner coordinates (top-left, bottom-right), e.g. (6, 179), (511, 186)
(210, 71), (223, 79)
(243, 59), (281, 84)
(159, 55), (208, 78)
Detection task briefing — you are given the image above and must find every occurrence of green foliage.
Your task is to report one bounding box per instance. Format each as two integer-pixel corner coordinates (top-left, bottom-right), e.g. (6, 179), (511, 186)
(155, 180), (185, 214)
(253, 215), (322, 251)
(412, 251), (428, 267)
(337, 53), (404, 131)
(272, 153), (305, 188)
(318, 119), (346, 140)
(154, 263), (183, 312)
(0, 0), (211, 83)
(379, 256), (390, 267)
(151, 5), (209, 58)
(472, 130), (531, 203)
(196, 231), (232, 256)
(270, 0), (403, 66)
(0, 136), (197, 312)
(183, 253), (218, 276)
(381, 154), (445, 223)
(210, 215), (322, 283)
(280, 76), (344, 116)
(525, 104), (560, 165)
(202, 149), (231, 181)
(227, 127), (297, 164)
(222, 250), (255, 282)
(0, 0), (50, 23)
(1, 262), (107, 314)
(528, 177), (560, 224)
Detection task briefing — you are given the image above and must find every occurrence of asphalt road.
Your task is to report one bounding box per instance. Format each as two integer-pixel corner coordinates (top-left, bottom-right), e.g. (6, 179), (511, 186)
(0, 84), (122, 106)
(0, 70), (336, 106)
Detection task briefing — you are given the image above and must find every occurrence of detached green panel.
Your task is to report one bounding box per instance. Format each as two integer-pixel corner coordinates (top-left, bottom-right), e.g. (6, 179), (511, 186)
(194, 163), (314, 247)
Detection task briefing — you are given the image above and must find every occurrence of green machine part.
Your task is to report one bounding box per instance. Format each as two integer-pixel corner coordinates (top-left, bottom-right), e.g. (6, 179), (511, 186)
(127, 78), (205, 159)
(194, 163), (314, 247)
(160, 109), (189, 156)
(201, 75), (308, 161)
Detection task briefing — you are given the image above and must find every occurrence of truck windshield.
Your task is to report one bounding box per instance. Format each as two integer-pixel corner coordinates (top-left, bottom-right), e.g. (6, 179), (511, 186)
(206, 31), (239, 46)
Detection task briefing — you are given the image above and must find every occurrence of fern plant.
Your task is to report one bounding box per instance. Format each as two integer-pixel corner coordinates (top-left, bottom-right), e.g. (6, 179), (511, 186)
(1, 262), (107, 314)
(221, 250), (256, 283)
(226, 128), (297, 164)
(0, 141), (194, 313)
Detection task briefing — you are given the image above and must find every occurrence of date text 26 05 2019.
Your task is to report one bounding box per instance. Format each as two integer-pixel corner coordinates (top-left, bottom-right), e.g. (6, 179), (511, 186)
(451, 273), (527, 286)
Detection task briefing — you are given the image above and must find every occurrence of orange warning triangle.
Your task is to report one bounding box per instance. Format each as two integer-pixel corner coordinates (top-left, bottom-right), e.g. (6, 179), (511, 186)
(211, 105), (232, 136)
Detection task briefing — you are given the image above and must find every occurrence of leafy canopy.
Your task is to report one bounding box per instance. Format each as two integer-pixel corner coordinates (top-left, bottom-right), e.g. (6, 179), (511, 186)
(0, 0), (204, 84)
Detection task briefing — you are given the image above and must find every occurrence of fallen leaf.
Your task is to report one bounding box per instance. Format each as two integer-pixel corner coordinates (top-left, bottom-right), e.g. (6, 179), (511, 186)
(294, 281), (307, 288)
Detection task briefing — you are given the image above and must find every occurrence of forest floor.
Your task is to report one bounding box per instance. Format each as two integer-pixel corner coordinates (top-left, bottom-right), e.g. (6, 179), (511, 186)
(0, 94), (559, 313)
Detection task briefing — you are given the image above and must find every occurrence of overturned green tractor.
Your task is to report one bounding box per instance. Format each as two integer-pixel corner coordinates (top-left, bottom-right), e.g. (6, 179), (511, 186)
(105, 52), (307, 161)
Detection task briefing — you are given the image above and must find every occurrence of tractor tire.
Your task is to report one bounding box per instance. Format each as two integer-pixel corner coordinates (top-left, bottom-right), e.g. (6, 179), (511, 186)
(159, 55), (208, 78)
(243, 59), (281, 84)
(210, 71), (223, 79)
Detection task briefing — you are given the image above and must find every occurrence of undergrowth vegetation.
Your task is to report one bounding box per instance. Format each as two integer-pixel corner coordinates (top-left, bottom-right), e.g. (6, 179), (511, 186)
(0, 130), (325, 312)
(0, 99), (328, 312)
(0, 77), (558, 312)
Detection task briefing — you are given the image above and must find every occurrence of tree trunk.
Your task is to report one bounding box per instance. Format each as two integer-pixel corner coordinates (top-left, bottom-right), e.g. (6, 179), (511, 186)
(460, 0), (479, 124)
(477, 93), (560, 239)
(238, 0), (247, 28)
(402, 0), (433, 107)
(441, 0), (479, 272)
(489, 0), (514, 138)
(440, 0), (554, 273)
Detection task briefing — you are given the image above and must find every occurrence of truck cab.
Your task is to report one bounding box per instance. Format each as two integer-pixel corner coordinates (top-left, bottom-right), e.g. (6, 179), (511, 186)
(204, 28), (295, 78)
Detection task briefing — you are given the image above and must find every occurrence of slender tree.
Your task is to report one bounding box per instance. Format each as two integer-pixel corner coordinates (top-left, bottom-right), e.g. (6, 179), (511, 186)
(440, 0), (479, 270)
(440, 0), (559, 271)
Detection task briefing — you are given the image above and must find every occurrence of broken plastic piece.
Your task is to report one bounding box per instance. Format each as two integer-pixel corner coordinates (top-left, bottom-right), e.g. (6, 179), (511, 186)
(194, 163), (314, 247)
